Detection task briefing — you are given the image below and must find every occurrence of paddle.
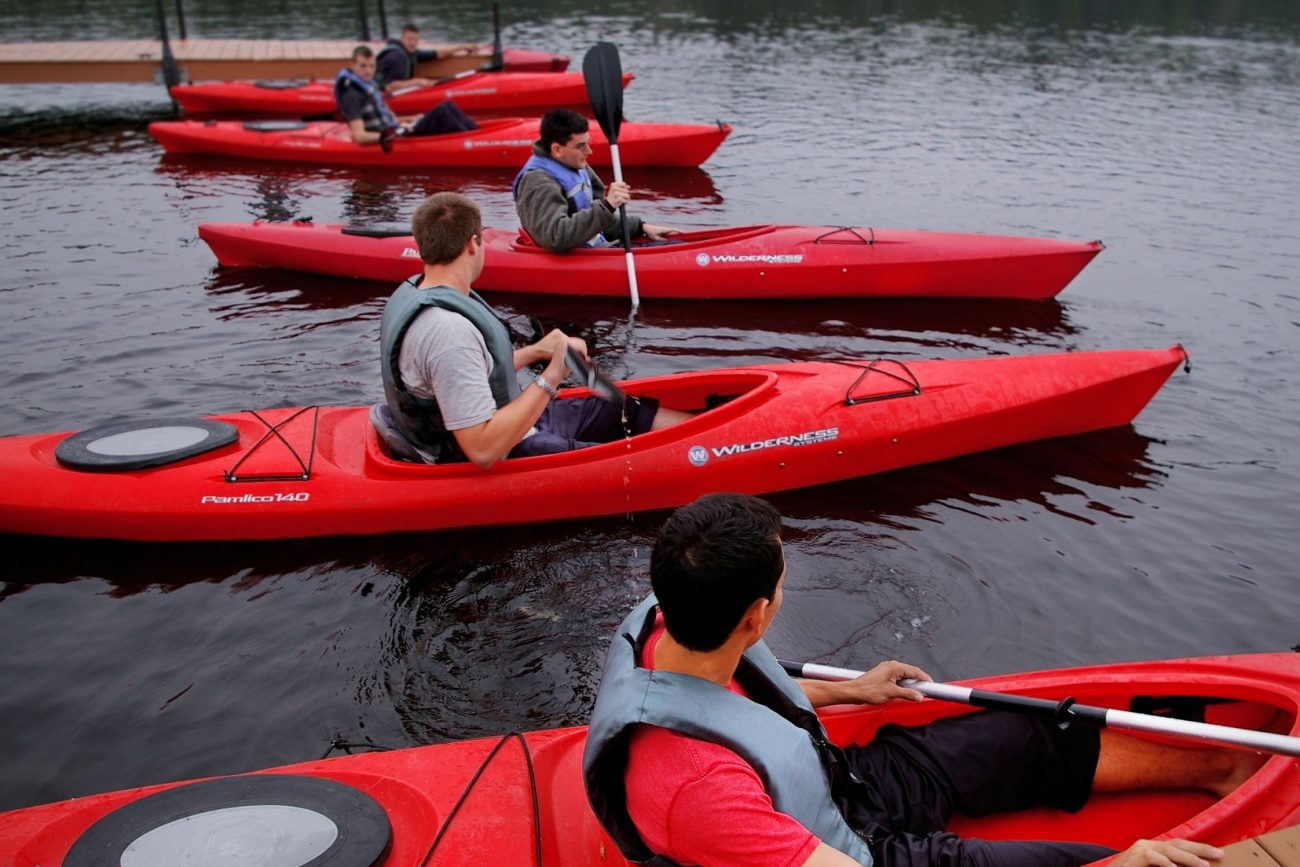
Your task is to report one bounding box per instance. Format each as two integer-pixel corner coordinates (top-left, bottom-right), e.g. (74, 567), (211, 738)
(566, 347), (627, 404)
(780, 659), (1300, 758)
(583, 41), (640, 310)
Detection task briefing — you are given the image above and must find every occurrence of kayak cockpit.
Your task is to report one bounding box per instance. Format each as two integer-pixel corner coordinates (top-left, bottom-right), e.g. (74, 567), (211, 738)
(506, 224), (781, 255)
(821, 670), (1297, 853)
(363, 367), (780, 474)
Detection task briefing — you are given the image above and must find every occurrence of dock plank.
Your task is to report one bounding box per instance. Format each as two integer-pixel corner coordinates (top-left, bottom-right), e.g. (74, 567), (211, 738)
(0, 39), (489, 83)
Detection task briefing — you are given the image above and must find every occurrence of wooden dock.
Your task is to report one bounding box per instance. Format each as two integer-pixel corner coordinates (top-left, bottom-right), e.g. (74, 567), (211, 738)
(0, 39), (491, 84)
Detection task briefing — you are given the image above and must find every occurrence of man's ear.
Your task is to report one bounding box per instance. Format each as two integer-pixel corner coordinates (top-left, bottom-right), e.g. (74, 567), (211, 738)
(549, 142), (564, 160)
(739, 595), (770, 637)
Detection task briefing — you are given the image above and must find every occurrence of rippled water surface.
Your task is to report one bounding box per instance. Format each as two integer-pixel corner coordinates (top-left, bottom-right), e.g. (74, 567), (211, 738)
(1, 1), (1297, 813)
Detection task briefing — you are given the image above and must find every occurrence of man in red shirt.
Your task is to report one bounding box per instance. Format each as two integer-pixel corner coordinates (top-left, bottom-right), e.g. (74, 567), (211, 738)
(584, 493), (1259, 867)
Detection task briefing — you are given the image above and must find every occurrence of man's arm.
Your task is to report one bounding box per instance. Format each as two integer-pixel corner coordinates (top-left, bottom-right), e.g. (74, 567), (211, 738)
(347, 118), (384, 145)
(797, 660), (932, 708)
(451, 329), (575, 468)
(515, 171), (622, 252)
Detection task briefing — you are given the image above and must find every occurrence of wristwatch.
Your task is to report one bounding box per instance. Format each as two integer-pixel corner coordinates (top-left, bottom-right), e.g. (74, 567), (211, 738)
(534, 374), (558, 399)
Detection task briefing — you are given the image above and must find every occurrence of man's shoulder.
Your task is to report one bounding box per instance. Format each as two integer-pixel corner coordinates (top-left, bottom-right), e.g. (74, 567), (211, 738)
(628, 724), (754, 780)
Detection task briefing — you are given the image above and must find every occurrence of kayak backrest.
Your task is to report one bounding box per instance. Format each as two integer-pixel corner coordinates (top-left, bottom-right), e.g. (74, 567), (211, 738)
(342, 224), (413, 239)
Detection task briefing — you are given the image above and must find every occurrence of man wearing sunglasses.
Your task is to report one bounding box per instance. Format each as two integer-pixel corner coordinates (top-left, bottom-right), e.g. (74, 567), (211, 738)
(512, 108), (679, 252)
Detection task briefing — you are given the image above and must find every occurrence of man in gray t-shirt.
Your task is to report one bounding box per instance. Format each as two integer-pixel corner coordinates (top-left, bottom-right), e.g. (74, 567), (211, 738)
(379, 192), (691, 468)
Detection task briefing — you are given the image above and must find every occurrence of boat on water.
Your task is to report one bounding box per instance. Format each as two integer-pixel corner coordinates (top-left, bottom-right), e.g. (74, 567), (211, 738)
(0, 347), (1185, 542)
(147, 117), (731, 168)
(0, 652), (1294, 866)
(200, 220), (1105, 300)
(170, 70), (633, 117)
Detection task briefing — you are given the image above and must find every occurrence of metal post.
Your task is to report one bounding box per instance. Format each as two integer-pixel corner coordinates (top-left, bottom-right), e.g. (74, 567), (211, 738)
(377, 0), (388, 39)
(489, 1), (503, 70)
(154, 0), (181, 90)
(174, 0), (187, 40)
(357, 0), (371, 42)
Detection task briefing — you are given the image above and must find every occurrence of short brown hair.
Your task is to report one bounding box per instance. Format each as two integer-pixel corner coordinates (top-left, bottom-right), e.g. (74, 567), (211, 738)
(351, 45), (374, 61)
(411, 192), (482, 265)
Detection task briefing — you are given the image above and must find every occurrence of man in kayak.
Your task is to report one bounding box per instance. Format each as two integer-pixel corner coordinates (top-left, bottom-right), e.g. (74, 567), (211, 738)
(335, 45), (477, 151)
(378, 192), (691, 467)
(585, 492), (1261, 867)
(513, 108), (680, 252)
(375, 23), (479, 94)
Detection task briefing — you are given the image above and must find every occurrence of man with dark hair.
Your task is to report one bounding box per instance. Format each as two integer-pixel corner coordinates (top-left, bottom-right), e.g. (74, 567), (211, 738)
(512, 108), (680, 252)
(377, 192), (690, 467)
(335, 45), (477, 150)
(584, 492), (1257, 867)
(375, 23), (478, 94)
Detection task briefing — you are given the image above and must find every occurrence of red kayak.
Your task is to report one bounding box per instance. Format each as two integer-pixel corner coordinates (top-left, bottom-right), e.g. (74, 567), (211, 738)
(0, 347), (1184, 542)
(148, 117), (730, 168)
(170, 70), (633, 117)
(490, 46), (570, 73)
(200, 220), (1104, 300)
(0, 653), (1294, 865)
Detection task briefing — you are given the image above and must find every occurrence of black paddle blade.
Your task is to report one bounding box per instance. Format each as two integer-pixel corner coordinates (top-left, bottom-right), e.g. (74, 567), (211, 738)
(567, 347), (627, 404)
(583, 42), (625, 143)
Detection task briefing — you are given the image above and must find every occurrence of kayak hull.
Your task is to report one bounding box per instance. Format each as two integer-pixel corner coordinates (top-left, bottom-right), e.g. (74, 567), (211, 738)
(1, 653), (1295, 866)
(200, 221), (1105, 300)
(170, 71), (632, 117)
(0, 348), (1185, 542)
(148, 117), (730, 168)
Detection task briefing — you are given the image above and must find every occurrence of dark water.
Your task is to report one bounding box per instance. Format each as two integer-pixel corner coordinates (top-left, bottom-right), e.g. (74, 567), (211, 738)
(1, 1), (1297, 814)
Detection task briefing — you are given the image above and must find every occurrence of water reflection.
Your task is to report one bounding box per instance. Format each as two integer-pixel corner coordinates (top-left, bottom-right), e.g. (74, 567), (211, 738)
(157, 155), (723, 208)
(772, 426), (1163, 530)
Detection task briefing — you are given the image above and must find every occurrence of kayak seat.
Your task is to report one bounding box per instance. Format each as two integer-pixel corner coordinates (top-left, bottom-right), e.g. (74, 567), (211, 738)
(343, 223), (412, 239)
(368, 403), (436, 464)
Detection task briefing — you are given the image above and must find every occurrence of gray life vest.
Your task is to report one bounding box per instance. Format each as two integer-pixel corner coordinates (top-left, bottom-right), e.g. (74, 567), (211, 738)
(582, 594), (876, 866)
(512, 152), (608, 247)
(379, 278), (520, 462)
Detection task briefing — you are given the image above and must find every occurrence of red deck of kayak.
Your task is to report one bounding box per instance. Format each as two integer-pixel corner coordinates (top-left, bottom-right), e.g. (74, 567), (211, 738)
(148, 117), (731, 167)
(1, 653), (1295, 865)
(200, 221), (1105, 300)
(170, 71), (633, 117)
(0, 348), (1184, 542)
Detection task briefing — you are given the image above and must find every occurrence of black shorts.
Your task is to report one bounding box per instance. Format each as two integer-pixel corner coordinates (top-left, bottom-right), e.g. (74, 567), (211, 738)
(844, 711), (1116, 867)
(508, 395), (659, 459)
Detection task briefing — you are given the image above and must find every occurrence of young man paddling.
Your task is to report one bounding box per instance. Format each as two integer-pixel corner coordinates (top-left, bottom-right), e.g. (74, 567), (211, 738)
(335, 45), (477, 150)
(513, 108), (680, 252)
(377, 192), (690, 467)
(584, 492), (1261, 867)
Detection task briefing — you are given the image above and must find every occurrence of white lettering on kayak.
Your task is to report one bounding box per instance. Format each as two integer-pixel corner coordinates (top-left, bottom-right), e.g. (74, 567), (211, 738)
(402, 247), (420, 258)
(690, 427), (840, 465)
(447, 88), (498, 96)
(463, 139), (532, 148)
(200, 492), (311, 504)
(700, 254), (804, 265)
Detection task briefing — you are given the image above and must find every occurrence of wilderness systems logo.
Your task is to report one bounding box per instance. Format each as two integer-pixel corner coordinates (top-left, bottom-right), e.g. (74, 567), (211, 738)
(200, 493), (311, 505)
(694, 254), (804, 266)
(688, 427), (839, 465)
(463, 139), (531, 148)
